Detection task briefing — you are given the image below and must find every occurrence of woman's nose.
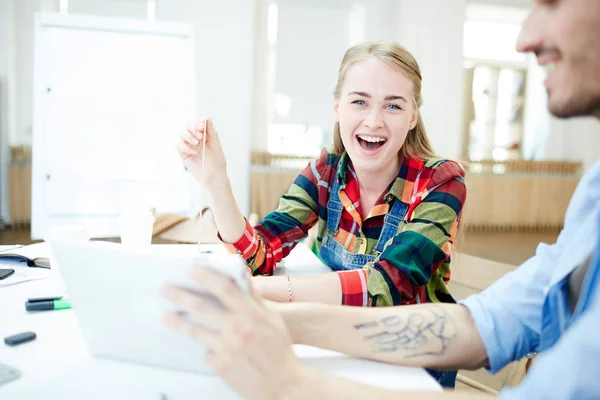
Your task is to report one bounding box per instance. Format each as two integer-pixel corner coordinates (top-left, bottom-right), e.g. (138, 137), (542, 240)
(364, 108), (384, 130)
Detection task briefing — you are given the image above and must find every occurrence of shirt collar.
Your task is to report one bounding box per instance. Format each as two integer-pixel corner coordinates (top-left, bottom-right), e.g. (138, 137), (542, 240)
(337, 152), (424, 204)
(336, 152), (350, 185)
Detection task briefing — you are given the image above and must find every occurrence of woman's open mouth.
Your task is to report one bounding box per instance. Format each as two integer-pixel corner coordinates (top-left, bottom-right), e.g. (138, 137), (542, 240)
(356, 134), (387, 152)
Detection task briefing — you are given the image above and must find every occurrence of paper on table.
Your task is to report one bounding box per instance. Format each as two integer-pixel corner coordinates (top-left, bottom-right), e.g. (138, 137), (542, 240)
(0, 243), (53, 287)
(0, 268), (52, 287)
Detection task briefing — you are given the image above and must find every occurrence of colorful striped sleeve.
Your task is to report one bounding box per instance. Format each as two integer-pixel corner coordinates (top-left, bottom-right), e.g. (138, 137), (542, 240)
(360, 161), (467, 307)
(222, 148), (330, 275)
(338, 269), (369, 306)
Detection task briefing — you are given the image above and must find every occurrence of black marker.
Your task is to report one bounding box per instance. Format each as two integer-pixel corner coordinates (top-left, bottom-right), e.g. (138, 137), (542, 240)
(4, 331), (36, 346)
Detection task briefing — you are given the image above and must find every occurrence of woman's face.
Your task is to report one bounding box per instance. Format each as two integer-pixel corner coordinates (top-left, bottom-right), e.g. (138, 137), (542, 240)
(335, 57), (418, 173)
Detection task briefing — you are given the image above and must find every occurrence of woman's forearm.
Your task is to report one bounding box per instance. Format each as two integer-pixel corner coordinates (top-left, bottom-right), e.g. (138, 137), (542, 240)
(255, 273), (343, 304)
(205, 174), (246, 244)
(280, 302), (489, 371)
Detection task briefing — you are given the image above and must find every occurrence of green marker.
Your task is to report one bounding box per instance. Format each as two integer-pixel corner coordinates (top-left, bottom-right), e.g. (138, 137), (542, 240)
(25, 297), (72, 312)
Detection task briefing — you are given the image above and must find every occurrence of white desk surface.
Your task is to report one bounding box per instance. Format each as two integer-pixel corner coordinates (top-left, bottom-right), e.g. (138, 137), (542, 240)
(0, 243), (440, 399)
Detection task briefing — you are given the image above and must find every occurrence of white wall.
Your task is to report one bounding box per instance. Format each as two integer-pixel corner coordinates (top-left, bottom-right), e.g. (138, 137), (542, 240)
(273, 2), (348, 129)
(13, 0), (42, 146)
(0, 0), (12, 223)
(251, 0), (270, 150)
(68, 0), (147, 19)
(363, 0), (399, 41)
(394, 0), (467, 159)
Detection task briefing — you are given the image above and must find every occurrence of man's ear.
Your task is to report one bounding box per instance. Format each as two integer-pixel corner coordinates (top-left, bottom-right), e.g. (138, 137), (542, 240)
(333, 102), (340, 122)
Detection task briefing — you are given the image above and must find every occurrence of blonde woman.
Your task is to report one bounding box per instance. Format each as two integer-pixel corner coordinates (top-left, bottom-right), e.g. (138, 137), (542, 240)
(178, 40), (466, 307)
(177, 41), (465, 387)
(178, 40), (466, 306)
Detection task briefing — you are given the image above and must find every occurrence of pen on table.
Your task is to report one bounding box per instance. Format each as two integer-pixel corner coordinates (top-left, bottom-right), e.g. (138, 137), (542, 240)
(25, 297), (72, 312)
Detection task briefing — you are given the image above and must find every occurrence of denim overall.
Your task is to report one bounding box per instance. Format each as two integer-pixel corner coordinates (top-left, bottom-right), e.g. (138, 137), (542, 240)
(318, 168), (457, 388)
(319, 172), (408, 271)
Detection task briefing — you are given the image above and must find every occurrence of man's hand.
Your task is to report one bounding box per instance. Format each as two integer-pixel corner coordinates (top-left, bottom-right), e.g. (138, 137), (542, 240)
(161, 267), (304, 400)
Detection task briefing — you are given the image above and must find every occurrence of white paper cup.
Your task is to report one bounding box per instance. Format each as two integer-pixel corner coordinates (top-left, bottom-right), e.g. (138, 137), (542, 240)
(118, 211), (155, 247)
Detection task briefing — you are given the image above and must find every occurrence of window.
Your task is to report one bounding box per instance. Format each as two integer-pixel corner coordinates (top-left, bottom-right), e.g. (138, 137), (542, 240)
(467, 65), (526, 161)
(463, 6), (529, 161)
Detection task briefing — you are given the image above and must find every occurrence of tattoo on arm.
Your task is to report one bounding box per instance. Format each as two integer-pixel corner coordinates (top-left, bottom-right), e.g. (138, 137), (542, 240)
(354, 307), (456, 358)
(353, 316), (401, 330)
(353, 321), (379, 330)
(381, 316), (402, 327)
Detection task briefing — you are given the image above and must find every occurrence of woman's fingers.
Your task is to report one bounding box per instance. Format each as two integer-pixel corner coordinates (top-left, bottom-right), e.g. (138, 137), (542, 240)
(180, 127), (200, 146)
(176, 140), (198, 159)
(195, 118), (210, 134)
(194, 118), (218, 145)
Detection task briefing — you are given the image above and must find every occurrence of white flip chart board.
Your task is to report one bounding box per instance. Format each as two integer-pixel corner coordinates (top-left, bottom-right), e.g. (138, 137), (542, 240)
(32, 13), (196, 239)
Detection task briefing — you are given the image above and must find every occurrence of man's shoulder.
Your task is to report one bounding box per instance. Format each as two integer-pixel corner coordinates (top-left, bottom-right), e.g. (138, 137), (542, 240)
(563, 159), (600, 227)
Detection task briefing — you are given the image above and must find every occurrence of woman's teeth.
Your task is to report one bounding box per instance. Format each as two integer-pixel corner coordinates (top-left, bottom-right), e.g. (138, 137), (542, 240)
(357, 134), (386, 151)
(357, 135), (386, 143)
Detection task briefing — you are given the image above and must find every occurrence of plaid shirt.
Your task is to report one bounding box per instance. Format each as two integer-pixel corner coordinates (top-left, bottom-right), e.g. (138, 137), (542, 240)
(224, 147), (466, 307)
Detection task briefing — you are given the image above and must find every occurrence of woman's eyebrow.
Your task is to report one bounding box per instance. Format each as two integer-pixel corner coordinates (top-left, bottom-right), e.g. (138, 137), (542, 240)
(348, 91), (407, 102)
(348, 91), (371, 98)
(384, 95), (407, 102)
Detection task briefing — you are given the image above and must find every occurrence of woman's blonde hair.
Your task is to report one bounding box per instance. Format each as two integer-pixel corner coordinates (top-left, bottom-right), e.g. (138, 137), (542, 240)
(332, 41), (435, 160)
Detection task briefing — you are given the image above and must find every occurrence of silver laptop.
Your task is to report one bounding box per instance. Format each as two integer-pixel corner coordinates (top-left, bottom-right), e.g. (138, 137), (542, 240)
(51, 240), (249, 374)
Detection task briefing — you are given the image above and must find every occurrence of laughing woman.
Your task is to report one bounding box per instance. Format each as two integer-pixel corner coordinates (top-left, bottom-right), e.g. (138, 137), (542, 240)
(177, 41), (466, 312)
(177, 41), (466, 387)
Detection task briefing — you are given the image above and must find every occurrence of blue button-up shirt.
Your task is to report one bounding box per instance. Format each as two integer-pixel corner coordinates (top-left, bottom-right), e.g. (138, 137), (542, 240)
(462, 160), (600, 399)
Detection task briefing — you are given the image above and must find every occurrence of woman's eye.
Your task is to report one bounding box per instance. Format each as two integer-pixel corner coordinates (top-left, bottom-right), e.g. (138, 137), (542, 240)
(351, 100), (366, 106)
(387, 104), (402, 111)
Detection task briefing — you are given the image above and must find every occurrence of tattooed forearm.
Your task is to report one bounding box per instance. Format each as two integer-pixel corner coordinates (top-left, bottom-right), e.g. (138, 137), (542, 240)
(354, 306), (456, 358)
(353, 321), (379, 330)
(381, 316), (402, 327)
(354, 316), (402, 330)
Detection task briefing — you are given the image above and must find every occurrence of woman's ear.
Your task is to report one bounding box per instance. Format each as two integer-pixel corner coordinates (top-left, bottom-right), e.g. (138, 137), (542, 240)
(409, 112), (418, 131)
(333, 102), (340, 122)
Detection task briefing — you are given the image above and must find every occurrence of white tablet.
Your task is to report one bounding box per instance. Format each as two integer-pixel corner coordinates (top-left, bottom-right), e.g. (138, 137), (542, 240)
(51, 240), (250, 374)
